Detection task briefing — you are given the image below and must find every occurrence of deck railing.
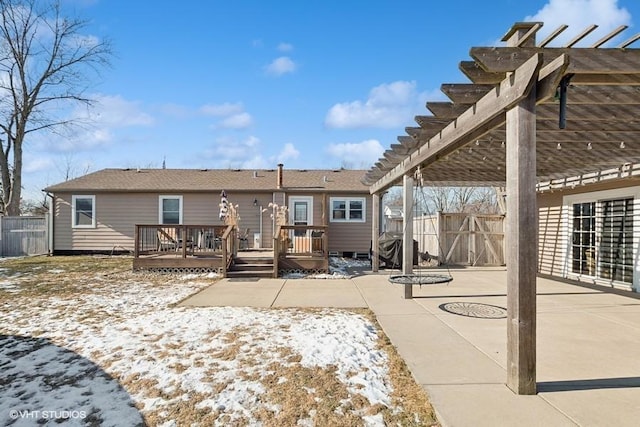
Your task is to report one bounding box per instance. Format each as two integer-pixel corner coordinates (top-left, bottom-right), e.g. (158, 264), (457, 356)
(134, 224), (236, 272)
(273, 225), (329, 276)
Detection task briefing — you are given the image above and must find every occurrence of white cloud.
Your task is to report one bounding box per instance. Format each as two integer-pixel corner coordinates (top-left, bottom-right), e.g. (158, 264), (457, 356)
(277, 42), (293, 52)
(85, 94), (155, 127)
(202, 138), (300, 169)
(24, 156), (55, 174)
(242, 156), (270, 169)
(325, 81), (427, 129)
(217, 112), (253, 130)
(326, 139), (384, 167)
(265, 56), (297, 76)
(157, 103), (191, 118)
(525, 0), (631, 46)
(200, 102), (253, 130)
(205, 136), (263, 166)
(52, 128), (114, 152)
(277, 143), (300, 163)
(36, 93), (153, 153)
(200, 102), (244, 117)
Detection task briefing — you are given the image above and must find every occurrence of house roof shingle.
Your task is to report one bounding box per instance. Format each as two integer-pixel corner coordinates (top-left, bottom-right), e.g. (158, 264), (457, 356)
(44, 168), (369, 193)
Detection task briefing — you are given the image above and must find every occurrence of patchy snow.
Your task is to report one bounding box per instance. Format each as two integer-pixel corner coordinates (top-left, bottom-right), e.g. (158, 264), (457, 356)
(0, 280), (20, 293)
(0, 267), (399, 425)
(283, 257), (372, 280)
(179, 272), (220, 281)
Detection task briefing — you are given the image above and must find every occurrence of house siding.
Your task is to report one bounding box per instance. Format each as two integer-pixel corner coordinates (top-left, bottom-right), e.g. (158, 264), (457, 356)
(281, 192), (371, 254)
(326, 193), (372, 255)
(54, 193), (158, 251)
(537, 179), (640, 292)
(53, 192), (277, 251)
(51, 186), (371, 254)
(225, 192), (274, 249)
(538, 191), (565, 277)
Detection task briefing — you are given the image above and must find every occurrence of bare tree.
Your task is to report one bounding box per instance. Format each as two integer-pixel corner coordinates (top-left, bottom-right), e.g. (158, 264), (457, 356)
(420, 186), (499, 214)
(56, 153), (92, 182)
(0, 0), (111, 214)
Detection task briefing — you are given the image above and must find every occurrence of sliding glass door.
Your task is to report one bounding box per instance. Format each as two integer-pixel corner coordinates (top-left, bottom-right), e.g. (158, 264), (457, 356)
(570, 197), (634, 285)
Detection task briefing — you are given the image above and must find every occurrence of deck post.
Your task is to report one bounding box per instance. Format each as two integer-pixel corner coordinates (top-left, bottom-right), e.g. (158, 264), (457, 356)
(372, 193), (380, 272)
(402, 174), (414, 299)
(272, 227), (279, 278)
(505, 24), (538, 395)
(134, 225), (140, 258)
(222, 233), (228, 278)
(181, 225), (187, 258)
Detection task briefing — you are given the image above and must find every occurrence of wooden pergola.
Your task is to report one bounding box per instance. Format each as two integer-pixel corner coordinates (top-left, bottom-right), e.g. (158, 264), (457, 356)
(364, 22), (640, 395)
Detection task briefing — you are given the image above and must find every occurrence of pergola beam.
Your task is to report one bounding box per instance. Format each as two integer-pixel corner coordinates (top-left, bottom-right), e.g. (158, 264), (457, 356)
(461, 64), (640, 86)
(471, 47), (640, 74)
(441, 83), (494, 104)
(537, 103), (640, 120)
(536, 119), (640, 132)
(426, 102), (470, 118)
(370, 53), (543, 194)
(489, 129), (640, 143)
(414, 116), (451, 129)
(553, 85), (640, 104)
(398, 135), (419, 149)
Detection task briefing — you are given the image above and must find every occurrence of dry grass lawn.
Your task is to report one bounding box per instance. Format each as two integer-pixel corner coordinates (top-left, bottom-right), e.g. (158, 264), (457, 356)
(0, 255), (438, 426)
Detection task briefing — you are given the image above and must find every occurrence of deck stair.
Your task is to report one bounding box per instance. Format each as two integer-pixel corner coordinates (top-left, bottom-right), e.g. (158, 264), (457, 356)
(227, 254), (274, 278)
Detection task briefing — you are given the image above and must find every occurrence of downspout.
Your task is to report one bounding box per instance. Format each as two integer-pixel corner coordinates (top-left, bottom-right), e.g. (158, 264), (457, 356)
(259, 204), (263, 249)
(46, 192), (54, 255)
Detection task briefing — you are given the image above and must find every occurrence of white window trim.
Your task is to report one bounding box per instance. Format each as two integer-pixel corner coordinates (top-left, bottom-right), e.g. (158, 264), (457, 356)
(72, 195), (96, 228)
(562, 186), (640, 291)
(330, 197), (366, 223)
(159, 195), (183, 224)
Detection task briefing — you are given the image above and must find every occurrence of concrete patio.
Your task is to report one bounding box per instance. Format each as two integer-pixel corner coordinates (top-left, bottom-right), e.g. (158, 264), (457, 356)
(180, 269), (640, 426)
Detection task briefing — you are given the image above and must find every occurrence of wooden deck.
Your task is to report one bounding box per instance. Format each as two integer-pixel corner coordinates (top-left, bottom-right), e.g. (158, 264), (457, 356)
(133, 252), (226, 271)
(133, 224), (235, 273)
(274, 225), (329, 275)
(133, 224), (329, 277)
(133, 224), (330, 277)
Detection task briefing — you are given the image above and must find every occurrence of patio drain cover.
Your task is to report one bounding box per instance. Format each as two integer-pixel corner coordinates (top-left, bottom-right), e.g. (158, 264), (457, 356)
(439, 302), (507, 319)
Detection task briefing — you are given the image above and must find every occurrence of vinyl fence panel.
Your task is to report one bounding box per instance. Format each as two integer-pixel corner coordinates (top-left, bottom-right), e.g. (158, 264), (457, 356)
(1, 216), (49, 257)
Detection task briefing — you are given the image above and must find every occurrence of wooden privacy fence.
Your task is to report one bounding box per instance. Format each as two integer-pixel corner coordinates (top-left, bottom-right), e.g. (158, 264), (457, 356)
(414, 213), (505, 266)
(0, 216), (49, 257)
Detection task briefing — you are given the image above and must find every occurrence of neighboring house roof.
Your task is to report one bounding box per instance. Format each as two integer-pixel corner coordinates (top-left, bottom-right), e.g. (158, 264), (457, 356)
(44, 168), (370, 193)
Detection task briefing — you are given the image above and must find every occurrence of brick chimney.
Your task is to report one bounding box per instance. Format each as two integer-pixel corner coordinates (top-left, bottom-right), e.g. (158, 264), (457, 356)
(277, 163), (284, 189)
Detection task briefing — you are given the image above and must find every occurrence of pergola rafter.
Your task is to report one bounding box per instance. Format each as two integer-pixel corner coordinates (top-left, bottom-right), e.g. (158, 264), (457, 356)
(364, 24), (640, 190)
(365, 22), (640, 396)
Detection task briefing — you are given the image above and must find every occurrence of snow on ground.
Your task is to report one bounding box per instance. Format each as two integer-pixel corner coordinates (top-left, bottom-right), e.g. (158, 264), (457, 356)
(283, 257), (372, 280)
(0, 266), (399, 426)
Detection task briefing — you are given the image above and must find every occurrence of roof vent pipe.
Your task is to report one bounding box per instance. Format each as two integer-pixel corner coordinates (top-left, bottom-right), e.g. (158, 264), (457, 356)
(253, 170), (258, 178)
(277, 163), (284, 189)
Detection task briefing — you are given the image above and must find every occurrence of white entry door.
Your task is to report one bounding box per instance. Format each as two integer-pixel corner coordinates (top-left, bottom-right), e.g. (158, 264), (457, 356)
(289, 196), (313, 237)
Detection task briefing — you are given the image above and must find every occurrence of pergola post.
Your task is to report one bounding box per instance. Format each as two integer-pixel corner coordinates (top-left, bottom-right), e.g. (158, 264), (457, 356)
(372, 193), (380, 272)
(402, 174), (414, 299)
(505, 26), (538, 395)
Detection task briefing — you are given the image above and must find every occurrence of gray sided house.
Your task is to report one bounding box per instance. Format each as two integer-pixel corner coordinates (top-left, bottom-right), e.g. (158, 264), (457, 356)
(44, 165), (372, 257)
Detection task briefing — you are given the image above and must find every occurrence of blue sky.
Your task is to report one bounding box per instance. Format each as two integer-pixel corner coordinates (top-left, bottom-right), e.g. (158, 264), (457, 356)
(25, 0), (640, 201)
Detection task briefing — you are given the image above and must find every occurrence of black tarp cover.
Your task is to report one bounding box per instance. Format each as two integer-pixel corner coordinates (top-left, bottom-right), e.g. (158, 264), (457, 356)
(378, 232), (418, 268)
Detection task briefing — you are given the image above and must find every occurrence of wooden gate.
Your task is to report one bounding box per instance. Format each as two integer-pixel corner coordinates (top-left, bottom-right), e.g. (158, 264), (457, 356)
(414, 213), (505, 266)
(1, 216), (49, 257)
